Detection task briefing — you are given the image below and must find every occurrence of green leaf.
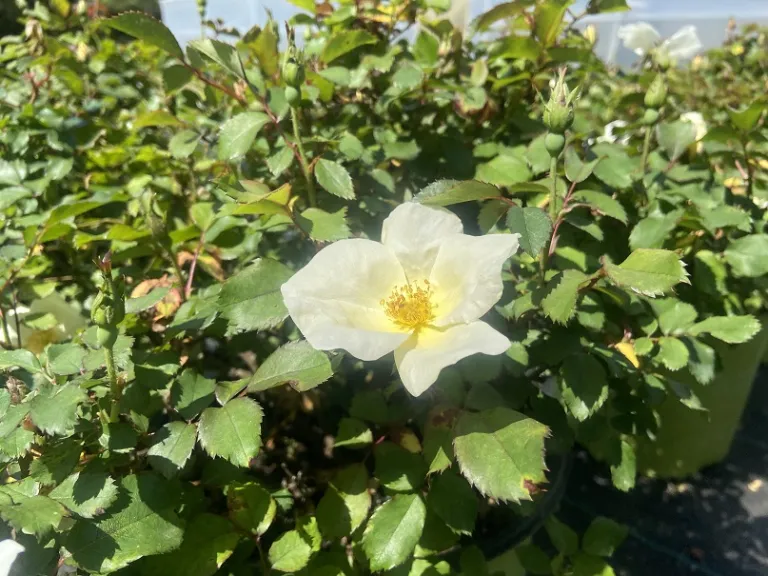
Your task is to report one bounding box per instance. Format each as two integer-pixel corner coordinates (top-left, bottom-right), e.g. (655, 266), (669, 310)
(453, 407), (548, 502)
(334, 418), (373, 449)
(610, 439), (636, 492)
(506, 206), (552, 257)
(593, 154), (635, 189)
(171, 368), (216, 420)
(724, 234), (768, 278)
(134, 110), (182, 129)
(226, 482), (276, 536)
(267, 146), (294, 177)
(571, 553), (616, 576)
(682, 337), (716, 385)
(571, 190), (627, 223)
(315, 159), (355, 200)
(655, 337), (689, 371)
(139, 513), (241, 576)
(545, 516), (579, 555)
(649, 298), (698, 335)
(699, 205), (751, 234)
(492, 35), (542, 61)
(321, 30), (378, 64)
(375, 442), (427, 493)
(656, 121), (697, 161)
(688, 315), (761, 344)
(65, 474), (184, 573)
(0, 480), (66, 537)
(383, 140), (421, 161)
(147, 422), (197, 478)
(415, 180), (502, 206)
(413, 30), (439, 66)
(218, 112), (270, 161)
(427, 471), (477, 535)
(248, 340), (333, 393)
(629, 211), (681, 250)
(217, 258), (293, 335)
(30, 383), (87, 435)
(542, 270), (589, 324)
(423, 424), (454, 475)
(560, 353), (609, 421)
(169, 130), (201, 159)
(339, 133), (364, 160)
(516, 544), (552, 575)
(126, 287), (171, 314)
(473, 1), (533, 31)
(565, 148), (600, 183)
(296, 208), (352, 242)
(0, 349), (41, 373)
(269, 529), (315, 572)
(392, 63), (424, 90)
(588, 0), (630, 13)
(188, 38), (245, 80)
(29, 441), (79, 489)
(49, 472), (119, 518)
(604, 249), (689, 297)
(103, 12), (184, 59)
(317, 464), (371, 539)
(362, 494), (426, 572)
(728, 100), (763, 132)
(476, 155), (532, 187)
(535, 0), (571, 46)
(47, 343), (87, 376)
(582, 517), (629, 557)
(198, 398), (263, 467)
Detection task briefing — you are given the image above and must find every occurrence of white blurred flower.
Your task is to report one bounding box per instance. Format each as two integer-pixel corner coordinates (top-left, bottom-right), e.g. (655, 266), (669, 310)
(597, 120), (630, 145)
(617, 23), (702, 61)
(0, 540), (24, 576)
(281, 203), (519, 396)
(0, 293), (86, 354)
(680, 112), (707, 141)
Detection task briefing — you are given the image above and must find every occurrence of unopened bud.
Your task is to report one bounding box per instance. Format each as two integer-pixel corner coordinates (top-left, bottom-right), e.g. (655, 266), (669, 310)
(641, 108), (660, 126)
(543, 68), (578, 134)
(644, 74), (667, 110)
(282, 59), (305, 88)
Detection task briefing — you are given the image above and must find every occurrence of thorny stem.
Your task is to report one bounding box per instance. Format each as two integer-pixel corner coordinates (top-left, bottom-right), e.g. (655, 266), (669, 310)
(541, 156), (559, 278)
(106, 345), (121, 423)
(641, 126), (653, 173)
(291, 107), (317, 207)
(11, 292), (21, 349)
(548, 180), (579, 258)
(549, 156), (559, 221)
(185, 232), (205, 299)
(181, 61), (247, 106)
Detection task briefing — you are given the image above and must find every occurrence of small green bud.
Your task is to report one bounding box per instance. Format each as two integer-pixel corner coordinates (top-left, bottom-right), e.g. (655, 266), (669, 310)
(284, 86), (300, 106)
(641, 109), (660, 126)
(543, 68), (578, 134)
(282, 59), (305, 88)
(96, 326), (119, 348)
(644, 74), (667, 110)
(544, 133), (566, 157)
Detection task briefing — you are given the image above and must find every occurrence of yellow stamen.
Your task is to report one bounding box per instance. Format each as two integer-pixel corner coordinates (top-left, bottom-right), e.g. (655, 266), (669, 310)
(381, 280), (435, 329)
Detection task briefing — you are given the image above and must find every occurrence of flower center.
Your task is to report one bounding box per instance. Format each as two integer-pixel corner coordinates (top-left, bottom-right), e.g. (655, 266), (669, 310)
(381, 280), (435, 329)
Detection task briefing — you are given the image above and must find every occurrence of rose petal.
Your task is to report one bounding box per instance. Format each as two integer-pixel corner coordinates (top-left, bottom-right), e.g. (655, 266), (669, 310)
(395, 322), (510, 396)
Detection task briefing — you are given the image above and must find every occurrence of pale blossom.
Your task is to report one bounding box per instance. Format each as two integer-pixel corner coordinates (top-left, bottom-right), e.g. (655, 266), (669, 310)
(0, 540), (24, 576)
(281, 203), (519, 396)
(597, 120), (629, 145)
(680, 111), (707, 142)
(617, 23), (702, 61)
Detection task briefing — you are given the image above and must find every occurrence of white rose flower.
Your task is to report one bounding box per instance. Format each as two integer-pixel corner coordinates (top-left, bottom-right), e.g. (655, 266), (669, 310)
(281, 203), (519, 396)
(617, 23), (702, 61)
(0, 539), (24, 576)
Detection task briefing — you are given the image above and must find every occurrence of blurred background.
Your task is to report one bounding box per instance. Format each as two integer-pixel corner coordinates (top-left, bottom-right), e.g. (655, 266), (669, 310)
(153, 0), (768, 65)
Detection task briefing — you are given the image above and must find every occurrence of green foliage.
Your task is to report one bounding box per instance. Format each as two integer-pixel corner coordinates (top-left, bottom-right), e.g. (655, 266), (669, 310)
(0, 2), (764, 573)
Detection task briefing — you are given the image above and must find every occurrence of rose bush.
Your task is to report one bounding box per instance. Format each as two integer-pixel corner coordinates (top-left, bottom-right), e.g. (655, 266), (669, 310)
(0, 1), (764, 575)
